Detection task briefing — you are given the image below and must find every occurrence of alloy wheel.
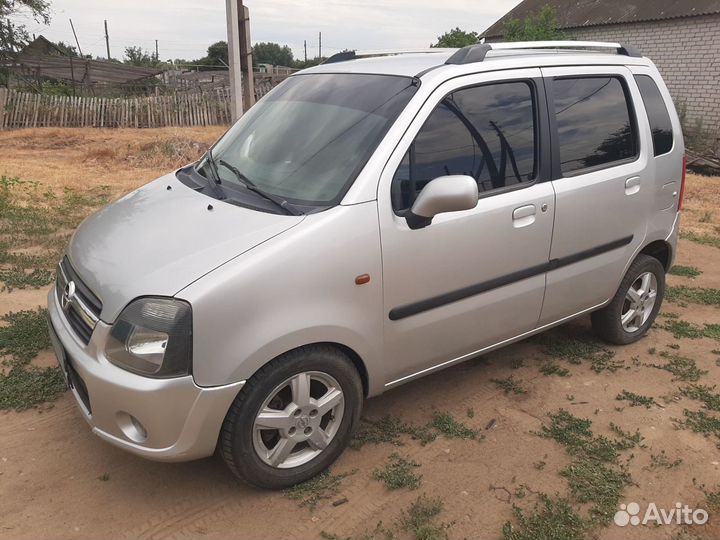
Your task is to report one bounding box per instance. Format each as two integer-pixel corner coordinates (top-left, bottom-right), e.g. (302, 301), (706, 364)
(621, 271), (658, 333)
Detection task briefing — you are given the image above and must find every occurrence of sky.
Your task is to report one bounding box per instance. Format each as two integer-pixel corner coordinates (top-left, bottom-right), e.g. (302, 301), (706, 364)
(13, 0), (523, 63)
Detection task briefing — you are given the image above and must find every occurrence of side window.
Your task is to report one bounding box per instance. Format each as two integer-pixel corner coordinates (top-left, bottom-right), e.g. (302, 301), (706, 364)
(391, 81), (537, 212)
(552, 77), (638, 175)
(634, 75), (674, 156)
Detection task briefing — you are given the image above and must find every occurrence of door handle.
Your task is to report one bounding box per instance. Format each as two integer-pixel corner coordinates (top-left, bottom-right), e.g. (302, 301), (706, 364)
(625, 176), (641, 195)
(512, 204), (536, 228)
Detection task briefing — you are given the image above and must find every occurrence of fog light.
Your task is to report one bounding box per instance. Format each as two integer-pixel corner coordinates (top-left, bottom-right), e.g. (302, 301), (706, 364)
(116, 411), (148, 443)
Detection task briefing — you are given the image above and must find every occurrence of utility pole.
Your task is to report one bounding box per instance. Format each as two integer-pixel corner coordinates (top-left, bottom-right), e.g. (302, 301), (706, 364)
(318, 31), (322, 59)
(104, 20), (111, 59)
(226, 0), (244, 121)
(304, 40), (307, 62)
(69, 18), (83, 57)
(155, 39), (159, 61)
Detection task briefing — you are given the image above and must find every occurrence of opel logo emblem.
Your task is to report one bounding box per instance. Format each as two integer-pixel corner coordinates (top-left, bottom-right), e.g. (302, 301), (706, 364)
(61, 281), (76, 312)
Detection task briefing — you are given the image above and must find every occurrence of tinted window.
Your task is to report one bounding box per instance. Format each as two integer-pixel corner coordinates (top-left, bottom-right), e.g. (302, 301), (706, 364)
(208, 74), (418, 206)
(553, 77), (638, 175)
(392, 82), (536, 212)
(635, 75), (674, 156)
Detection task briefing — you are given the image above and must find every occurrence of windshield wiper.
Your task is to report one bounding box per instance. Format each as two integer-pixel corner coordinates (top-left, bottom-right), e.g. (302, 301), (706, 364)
(197, 149), (227, 200)
(218, 159), (303, 216)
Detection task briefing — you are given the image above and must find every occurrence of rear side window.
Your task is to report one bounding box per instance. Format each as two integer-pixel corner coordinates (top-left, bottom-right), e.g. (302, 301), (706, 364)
(552, 77), (638, 175)
(391, 81), (537, 212)
(634, 75), (674, 156)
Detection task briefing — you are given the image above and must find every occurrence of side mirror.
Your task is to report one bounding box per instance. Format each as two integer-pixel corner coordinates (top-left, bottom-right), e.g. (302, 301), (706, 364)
(406, 175), (479, 230)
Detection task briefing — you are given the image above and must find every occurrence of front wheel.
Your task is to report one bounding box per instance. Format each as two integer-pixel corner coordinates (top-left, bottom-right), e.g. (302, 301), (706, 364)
(591, 254), (665, 345)
(219, 345), (363, 489)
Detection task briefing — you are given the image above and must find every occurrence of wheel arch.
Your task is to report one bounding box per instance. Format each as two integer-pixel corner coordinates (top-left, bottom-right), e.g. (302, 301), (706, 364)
(638, 239), (672, 272)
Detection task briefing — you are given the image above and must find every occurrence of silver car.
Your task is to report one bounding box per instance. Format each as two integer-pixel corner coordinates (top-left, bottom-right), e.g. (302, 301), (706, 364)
(47, 41), (685, 488)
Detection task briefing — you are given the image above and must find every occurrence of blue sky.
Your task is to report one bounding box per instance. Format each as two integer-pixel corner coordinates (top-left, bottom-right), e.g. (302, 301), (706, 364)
(14, 0), (523, 63)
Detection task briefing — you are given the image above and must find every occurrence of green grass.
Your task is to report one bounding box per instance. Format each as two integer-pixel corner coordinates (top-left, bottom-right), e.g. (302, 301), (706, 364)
(675, 410), (720, 437)
(648, 351), (707, 381)
(0, 308), (67, 411)
(681, 384), (720, 411)
(681, 230), (720, 249)
(560, 459), (632, 524)
(283, 469), (355, 510)
(661, 320), (720, 340)
(666, 285), (720, 305)
(502, 495), (587, 540)
(540, 335), (622, 373)
(616, 390), (656, 408)
(397, 495), (452, 540)
(0, 308), (51, 363)
(0, 175), (110, 292)
(540, 363), (570, 377)
(646, 450), (682, 470)
(350, 415), (438, 449)
(431, 412), (480, 440)
(491, 375), (527, 395)
(373, 453), (422, 490)
(668, 265), (703, 278)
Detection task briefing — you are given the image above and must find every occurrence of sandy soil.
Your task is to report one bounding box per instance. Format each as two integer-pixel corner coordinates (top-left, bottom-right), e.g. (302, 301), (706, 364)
(1, 128), (719, 539)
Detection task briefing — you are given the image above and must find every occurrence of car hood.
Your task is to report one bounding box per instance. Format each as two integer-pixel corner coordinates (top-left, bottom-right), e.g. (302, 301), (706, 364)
(67, 173), (305, 322)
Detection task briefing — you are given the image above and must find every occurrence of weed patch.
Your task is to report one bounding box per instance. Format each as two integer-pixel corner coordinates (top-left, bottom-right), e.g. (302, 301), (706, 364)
(669, 265), (702, 278)
(675, 410), (720, 437)
(666, 286), (720, 306)
(283, 469), (355, 510)
(397, 494), (452, 540)
(373, 453), (422, 490)
(491, 376), (527, 395)
(540, 335), (621, 373)
(616, 390), (656, 408)
(649, 351), (707, 381)
(681, 384), (720, 411)
(502, 495), (586, 540)
(431, 412), (480, 440)
(351, 416), (437, 449)
(681, 230), (720, 249)
(540, 363), (570, 377)
(646, 450), (682, 470)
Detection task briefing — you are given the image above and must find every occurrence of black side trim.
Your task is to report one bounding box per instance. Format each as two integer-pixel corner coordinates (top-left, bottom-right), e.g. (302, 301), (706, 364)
(388, 235), (633, 321)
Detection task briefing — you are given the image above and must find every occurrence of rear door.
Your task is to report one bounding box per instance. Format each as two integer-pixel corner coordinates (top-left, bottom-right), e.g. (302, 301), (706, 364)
(539, 66), (650, 325)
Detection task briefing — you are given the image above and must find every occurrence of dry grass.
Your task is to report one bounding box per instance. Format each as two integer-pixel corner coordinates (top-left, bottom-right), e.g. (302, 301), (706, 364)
(0, 127), (226, 198)
(683, 173), (720, 235)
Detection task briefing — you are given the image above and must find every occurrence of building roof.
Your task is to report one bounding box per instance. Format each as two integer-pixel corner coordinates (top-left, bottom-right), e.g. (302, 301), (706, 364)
(14, 36), (163, 85)
(482, 0), (720, 38)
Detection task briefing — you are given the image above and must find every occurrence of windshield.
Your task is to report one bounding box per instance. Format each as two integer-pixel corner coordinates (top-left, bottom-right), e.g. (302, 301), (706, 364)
(202, 73), (418, 207)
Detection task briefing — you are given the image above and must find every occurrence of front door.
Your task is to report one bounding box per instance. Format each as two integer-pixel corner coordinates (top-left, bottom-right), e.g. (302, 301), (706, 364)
(378, 69), (555, 386)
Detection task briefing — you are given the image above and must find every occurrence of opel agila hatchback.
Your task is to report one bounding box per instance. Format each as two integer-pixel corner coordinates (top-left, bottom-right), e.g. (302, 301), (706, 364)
(47, 41), (685, 489)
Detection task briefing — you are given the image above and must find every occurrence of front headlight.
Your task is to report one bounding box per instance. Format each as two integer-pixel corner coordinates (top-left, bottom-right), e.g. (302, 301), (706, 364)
(106, 297), (192, 378)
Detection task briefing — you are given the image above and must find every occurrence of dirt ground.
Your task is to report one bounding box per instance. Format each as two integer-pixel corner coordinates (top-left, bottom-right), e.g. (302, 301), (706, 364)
(1, 128), (720, 539)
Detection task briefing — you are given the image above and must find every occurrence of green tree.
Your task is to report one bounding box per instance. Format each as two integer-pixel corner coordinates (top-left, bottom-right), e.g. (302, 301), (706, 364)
(503, 6), (564, 41)
(252, 42), (294, 67)
(52, 40), (78, 57)
(1, 0), (51, 83)
(432, 27), (480, 48)
(205, 41), (228, 67)
(123, 46), (162, 67)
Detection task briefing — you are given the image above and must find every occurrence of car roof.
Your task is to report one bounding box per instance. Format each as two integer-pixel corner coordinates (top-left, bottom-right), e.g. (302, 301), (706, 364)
(299, 44), (652, 79)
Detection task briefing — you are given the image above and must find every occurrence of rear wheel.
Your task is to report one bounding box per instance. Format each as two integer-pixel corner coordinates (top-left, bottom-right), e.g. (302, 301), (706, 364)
(591, 254), (665, 345)
(219, 345), (363, 489)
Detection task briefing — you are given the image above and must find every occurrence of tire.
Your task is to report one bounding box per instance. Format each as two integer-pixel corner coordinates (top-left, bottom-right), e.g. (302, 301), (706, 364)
(591, 254), (665, 345)
(219, 345), (363, 489)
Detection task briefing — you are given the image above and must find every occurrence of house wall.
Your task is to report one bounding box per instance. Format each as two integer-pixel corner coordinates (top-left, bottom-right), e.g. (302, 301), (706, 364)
(569, 15), (720, 133)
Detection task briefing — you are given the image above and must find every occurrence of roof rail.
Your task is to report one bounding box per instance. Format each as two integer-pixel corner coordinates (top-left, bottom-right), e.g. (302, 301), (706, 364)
(323, 48), (454, 64)
(445, 41), (642, 65)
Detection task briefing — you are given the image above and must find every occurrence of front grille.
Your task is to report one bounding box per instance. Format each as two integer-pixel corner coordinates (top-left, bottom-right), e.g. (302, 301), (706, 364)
(56, 257), (103, 345)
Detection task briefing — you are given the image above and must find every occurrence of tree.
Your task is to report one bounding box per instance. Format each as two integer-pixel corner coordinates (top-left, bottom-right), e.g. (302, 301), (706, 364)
(432, 28), (480, 48)
(123, 46), (162, 67)
(53, 40), (79, 57)
(503, 6), (564, 41)
(252, 42), (294, 67)
(1, 0), (51, 81)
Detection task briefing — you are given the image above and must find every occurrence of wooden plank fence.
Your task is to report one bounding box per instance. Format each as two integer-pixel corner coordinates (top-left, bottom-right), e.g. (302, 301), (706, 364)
(0, 87), (242, 129)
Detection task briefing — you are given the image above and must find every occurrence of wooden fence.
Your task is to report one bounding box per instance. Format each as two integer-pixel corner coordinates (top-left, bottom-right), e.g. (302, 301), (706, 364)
(0, 85), (276, 129)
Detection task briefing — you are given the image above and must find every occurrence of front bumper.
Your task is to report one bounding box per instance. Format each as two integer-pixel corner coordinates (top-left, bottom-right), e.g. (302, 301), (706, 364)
(47, 287), (244, 462)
